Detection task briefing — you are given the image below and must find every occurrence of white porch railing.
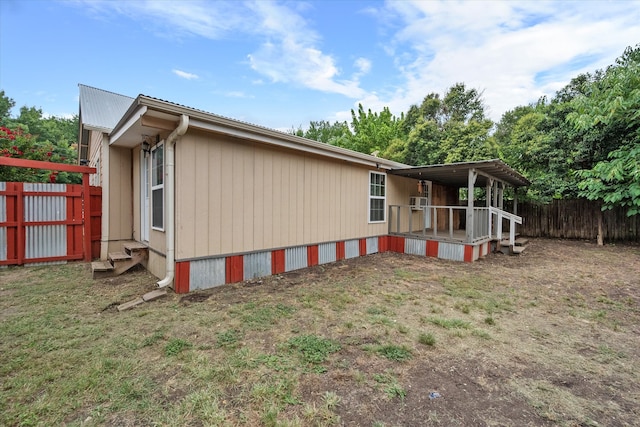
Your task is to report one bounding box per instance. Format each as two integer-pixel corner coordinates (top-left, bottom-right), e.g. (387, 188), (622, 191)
(388, 205), (523, 245)
(488, 206), (522, 247)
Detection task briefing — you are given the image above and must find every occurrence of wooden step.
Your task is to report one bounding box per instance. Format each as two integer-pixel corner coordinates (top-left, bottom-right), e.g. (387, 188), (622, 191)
(512, 245), (527, 255)
(92, 260), (114, 272)
(92, 260), (115, 279)
(109, 251), (132, 262)
(514, 238), (529, 246)
(123, 241), (148, 254)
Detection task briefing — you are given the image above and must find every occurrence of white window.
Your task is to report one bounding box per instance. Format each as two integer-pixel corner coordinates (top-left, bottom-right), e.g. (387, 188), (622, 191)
(369, 171), (386, 223)
(151, 143), (164, 230)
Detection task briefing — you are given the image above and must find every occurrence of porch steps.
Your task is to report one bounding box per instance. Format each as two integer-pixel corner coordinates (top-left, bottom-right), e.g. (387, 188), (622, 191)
(92, 241), (148, 279)
(498, 237), (529, 255)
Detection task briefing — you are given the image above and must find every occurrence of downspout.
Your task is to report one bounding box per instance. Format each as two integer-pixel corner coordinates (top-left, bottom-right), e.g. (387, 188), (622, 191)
(157, 114), (189, 288)
(100, 135), (110, 260)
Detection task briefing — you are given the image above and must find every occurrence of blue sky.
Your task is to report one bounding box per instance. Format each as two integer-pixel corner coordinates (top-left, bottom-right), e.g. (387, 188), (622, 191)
(1, 0), (639, 131)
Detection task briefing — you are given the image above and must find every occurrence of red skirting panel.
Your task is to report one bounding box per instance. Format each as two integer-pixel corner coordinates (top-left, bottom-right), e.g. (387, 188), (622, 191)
(464, 245), (474, 263)
(226, 255), (244, 283)
(336, 241), (345, 260)
(359, 239), (367, 256)
(426, 240), (439, 257)
(307, 245), (319, 267)
(175, 261), (191, 294)
(272, 249), (285, 274)
(389, 236), (405, 253)
(378, 235), (388, 253)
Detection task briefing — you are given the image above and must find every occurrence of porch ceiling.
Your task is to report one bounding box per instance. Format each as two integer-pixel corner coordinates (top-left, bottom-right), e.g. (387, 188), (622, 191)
(389, 159), (530, 188)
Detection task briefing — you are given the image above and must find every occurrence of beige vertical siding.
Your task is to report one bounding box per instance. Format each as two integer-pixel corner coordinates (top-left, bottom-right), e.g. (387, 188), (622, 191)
(108, 146), (132, 242)
(88, 131), (103, 186)
(173, 130), (415, 259)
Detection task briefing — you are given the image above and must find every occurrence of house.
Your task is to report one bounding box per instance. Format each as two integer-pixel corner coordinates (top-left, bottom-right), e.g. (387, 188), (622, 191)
(78, 84), (529, 293)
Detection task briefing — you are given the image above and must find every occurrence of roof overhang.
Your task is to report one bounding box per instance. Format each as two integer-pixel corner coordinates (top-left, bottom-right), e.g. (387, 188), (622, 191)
(108, 95), (409, 170)
(390, 159), (530, 188)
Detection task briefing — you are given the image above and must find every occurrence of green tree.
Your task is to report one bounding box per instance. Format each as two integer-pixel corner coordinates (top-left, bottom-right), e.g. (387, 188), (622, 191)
(403, 83), (494, 166)
(346, 104), (405, 156)
(570, 45), (640, 216)
(0, 90), (80, 183)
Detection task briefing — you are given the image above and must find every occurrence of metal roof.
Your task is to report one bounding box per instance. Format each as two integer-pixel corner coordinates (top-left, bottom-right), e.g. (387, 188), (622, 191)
(389, 159), (531, 188)
(109, 93), (410, 170)
(78, 84), (134, 132)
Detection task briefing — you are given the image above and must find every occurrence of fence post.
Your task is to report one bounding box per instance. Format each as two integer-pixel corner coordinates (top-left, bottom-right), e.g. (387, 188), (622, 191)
(16, 182), (24, 265)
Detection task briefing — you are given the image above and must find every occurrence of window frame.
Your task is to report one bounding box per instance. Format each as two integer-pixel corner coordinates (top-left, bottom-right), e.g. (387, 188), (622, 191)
(368, 171), (386, 223)
(151, 142), (164, 231)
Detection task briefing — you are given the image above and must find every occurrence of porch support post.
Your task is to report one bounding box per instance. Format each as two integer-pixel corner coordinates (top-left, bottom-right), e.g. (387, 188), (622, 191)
(486, 178), (493, 207)
(498, 182), (504, 210)
(492, 180), (498, 207)
(466, 168), (477, 243)
(513, 188), (518, 215)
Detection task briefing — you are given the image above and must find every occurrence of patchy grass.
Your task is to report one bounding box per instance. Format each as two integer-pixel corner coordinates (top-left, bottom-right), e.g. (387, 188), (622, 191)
(1, 238), (639, 426)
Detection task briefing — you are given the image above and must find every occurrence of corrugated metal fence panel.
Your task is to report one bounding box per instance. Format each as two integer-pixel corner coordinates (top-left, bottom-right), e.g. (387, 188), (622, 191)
(285, 246), (308, 272)
(404, 238), (426, 256)
(244, 251), (272, 280)
(318, 242), (336, 265)
(190, 257), (226, 290)
(23, 184), (67, 264)
(366, 237), (378, 255)
(23, 183), (67, 221)
(0, 182), (5, 263)
(25, 225), (66, 259)
(344, 240), (359, 259)
(438, 242), (464, 261)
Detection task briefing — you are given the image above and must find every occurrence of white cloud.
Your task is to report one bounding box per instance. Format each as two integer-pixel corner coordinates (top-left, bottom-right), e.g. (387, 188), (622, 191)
(225, 91), (254, 99)
(172, 69), (199, 80)
(353, 57), (372, 78)
(245, 1), (366, 98)
(75, 0), (367, 98)
(365, 0), (640, 121)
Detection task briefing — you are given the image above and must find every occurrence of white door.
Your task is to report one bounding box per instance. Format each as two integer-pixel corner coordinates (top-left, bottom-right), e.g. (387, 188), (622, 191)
(141, 151), (150, 242)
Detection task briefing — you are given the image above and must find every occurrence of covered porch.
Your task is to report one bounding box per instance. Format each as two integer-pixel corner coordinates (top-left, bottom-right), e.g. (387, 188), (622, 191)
(388, 159), (530, 256)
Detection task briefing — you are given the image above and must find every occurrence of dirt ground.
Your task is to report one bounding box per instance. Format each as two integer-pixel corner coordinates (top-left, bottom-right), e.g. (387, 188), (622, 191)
(177, 238), (640, 426)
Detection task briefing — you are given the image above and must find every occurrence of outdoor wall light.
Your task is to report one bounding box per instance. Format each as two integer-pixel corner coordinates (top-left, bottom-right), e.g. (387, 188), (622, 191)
(141, 140), (151, 155)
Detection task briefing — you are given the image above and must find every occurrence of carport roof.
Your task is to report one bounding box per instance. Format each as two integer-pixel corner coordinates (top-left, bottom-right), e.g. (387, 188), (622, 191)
(390, 159), (530, 188)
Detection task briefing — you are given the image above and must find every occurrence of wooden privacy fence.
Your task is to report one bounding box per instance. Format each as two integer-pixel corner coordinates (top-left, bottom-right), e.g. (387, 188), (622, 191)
(517, 199), (640, 242)
(0, 157), (100, 266)
(0, 182), (102, 266)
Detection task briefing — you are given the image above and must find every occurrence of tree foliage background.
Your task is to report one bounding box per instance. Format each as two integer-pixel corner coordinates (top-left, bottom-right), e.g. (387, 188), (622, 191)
(2, 44), (638, 213)
(293, 45), (640, 215)
(0, 90), (80, 183)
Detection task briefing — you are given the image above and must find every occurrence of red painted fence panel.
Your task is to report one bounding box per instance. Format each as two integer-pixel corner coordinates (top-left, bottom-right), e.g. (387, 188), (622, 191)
(0, 182), (101, 266)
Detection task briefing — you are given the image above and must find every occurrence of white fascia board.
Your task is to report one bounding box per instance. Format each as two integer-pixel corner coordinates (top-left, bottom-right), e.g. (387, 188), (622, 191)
(189, 118), (403, 170)
(109, 105), (148, 145)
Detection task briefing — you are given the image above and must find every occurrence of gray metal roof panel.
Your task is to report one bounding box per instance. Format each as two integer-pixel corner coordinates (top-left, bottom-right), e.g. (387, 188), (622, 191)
(389, 159), (531, 187)
(79, 84), (134, 132)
